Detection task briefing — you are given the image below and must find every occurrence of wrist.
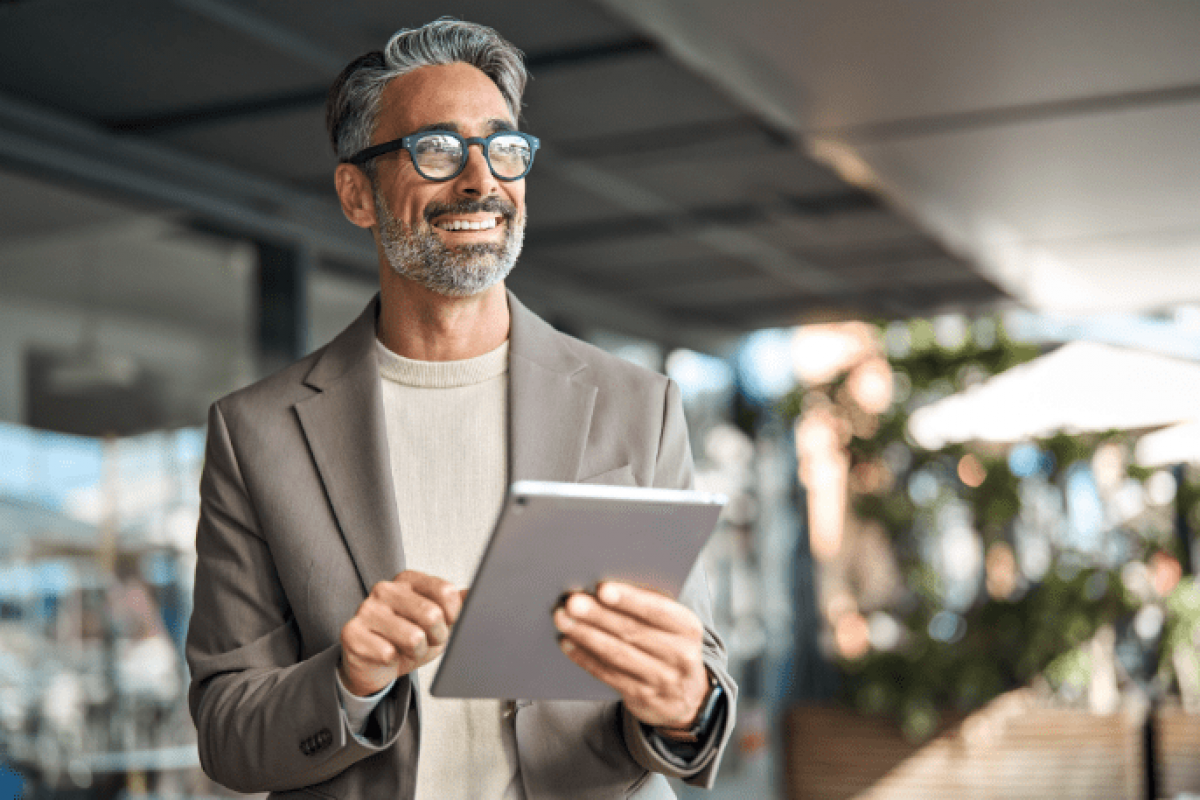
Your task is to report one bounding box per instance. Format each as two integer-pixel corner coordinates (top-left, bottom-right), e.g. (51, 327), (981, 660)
(656, 670), (723, 743)
(337, 657), (389, 698)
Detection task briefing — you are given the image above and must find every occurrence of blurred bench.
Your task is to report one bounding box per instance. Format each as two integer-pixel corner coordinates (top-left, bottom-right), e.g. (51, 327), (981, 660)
(784, 696), (1147, 800)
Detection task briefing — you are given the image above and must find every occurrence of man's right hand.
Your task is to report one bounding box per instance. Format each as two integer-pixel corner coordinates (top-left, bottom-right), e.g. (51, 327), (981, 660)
(338, 570), (465, 697)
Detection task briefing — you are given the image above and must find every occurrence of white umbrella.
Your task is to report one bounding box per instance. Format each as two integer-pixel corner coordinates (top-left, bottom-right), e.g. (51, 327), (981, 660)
(908, 341), (1200, 449)
(1136, 420), (1200, 467)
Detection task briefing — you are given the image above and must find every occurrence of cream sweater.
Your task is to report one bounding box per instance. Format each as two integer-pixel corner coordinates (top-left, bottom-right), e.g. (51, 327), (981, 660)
(371, 337), (523, 799)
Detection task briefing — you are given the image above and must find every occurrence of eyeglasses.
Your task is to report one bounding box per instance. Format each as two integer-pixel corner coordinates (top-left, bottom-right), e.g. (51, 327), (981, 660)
(343, 130), (540, 182)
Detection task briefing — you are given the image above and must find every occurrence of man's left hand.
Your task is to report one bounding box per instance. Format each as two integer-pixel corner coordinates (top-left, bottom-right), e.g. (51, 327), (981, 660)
(553, 581), (709, 733)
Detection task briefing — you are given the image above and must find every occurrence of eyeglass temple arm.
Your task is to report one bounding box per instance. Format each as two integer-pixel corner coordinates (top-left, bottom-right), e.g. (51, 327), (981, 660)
(342, 139), (407, 165)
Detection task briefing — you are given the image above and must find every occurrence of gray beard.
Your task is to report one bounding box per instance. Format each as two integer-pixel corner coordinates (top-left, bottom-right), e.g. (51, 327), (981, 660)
(376, 191), (524, 298)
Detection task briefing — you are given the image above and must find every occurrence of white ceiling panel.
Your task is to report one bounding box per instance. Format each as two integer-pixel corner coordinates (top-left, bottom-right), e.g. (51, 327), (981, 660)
(669, 0), (1200, 130)
(599, 0), (1200, 315)
(851, 101), (1200, 243)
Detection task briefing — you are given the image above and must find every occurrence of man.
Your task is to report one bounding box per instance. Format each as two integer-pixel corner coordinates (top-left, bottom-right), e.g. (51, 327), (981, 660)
(187, 19), (735, 800)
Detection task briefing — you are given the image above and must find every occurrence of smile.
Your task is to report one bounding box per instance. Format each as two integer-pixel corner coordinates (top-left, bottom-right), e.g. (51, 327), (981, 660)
(434, 216), (502, 232)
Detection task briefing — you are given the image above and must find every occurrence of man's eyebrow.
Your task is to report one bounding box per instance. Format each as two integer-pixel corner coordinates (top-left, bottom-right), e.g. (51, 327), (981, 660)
(405, 119), (516, 138)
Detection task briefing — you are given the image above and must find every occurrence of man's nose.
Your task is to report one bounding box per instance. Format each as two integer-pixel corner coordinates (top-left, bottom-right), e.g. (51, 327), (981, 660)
(453, 142), (499, 197)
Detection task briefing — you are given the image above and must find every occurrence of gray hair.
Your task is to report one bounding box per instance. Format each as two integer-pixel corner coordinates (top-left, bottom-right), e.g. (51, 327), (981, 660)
(326, 18), (527, 172)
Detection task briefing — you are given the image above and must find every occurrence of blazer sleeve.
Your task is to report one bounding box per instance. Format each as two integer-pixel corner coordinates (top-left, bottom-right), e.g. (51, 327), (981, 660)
(186, 401), (412, 793)
(619, 378), (739, 788)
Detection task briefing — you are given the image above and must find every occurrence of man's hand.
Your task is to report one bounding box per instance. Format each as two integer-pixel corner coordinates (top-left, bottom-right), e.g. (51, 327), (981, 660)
(553, 581), (709, 732)
(338, 570), (465, 697)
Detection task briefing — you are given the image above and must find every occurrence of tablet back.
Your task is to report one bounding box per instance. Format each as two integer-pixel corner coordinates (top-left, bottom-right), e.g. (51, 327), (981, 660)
(430, 480), (726, 700)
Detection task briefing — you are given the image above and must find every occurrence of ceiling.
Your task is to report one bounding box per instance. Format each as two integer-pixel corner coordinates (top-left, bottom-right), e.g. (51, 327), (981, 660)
(602, 0), (1200, 316)
(0, 0), (1009, 361)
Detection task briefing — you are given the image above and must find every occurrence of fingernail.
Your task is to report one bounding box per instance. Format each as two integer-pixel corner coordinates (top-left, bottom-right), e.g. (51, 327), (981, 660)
(599, 584), (620, 604)
(567, 594), (591, 616)
(554, 608), (573, 631)
(560, 639), (575, 655)
(430, 622), (449, 644)
(414, 637), (428, 658)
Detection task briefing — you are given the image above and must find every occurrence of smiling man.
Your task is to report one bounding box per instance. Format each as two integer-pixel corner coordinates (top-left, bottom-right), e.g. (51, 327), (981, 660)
(186, 19), (734, 800)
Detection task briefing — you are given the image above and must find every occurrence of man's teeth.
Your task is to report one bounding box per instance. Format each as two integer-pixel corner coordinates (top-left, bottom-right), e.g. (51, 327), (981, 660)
(436, 218), (499, 231)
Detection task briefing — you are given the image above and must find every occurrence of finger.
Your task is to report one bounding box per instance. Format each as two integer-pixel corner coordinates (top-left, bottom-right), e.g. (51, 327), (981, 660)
(356, 596), (434, 659)
(554, 607), (675, 687)
(559, 633), (646, 699)
(341, 615), (401, 667)
(594, 582), (704, 639)
(371, 584), (458, 651)
(557, 632), (695, 727)
(366, 582), (450, 646)
(561, 592), (698, 669)
(396, 571), (465, 626)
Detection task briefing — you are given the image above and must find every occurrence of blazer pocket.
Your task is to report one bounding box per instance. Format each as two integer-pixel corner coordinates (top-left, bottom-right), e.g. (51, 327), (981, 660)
(579, 464), (636, 487)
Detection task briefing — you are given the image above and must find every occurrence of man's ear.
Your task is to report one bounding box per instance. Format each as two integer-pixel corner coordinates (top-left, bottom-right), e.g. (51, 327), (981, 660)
(335, 163), (378, 229)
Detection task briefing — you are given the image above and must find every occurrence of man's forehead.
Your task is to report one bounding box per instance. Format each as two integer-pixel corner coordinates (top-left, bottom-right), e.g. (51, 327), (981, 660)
(377, 62), (514, 136)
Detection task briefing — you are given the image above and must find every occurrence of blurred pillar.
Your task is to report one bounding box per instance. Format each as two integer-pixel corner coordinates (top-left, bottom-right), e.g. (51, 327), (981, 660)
(1173, 464), (1193, 575)
(1144, 701), (1159, 800)
(791, 478), (837, 701)
(256, 241), (312, 376)
(731, 378), (836, 705)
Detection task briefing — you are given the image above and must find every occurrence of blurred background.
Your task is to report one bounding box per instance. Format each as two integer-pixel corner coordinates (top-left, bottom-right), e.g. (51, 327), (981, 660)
(3, 1), (1200, 798)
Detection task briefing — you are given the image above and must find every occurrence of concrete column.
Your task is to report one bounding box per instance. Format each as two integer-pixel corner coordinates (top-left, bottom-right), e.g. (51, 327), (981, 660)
(255, 241), (312, 376)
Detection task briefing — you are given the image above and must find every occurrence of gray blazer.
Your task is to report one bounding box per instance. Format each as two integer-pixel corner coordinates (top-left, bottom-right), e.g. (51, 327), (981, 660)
(186, 291), (736, 800)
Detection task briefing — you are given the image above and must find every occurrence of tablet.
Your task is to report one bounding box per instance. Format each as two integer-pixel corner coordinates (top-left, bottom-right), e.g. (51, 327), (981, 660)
(430, 479), (727, 701)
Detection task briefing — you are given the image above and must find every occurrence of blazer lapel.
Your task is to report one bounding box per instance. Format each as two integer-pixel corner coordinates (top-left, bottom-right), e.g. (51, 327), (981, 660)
(291, 290), (595, 596)
(508, 290), (597, 484)
(294, 297), (405, 595)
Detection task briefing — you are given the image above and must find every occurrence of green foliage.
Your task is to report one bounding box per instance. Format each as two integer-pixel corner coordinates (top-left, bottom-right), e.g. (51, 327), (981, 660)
(968, 454), (1021, 540)
(1163, 578), (1200, 675)
(890, 332), (1039, 396)
(802, 316), (1180, 737)
(840, 568), (1137, 738)
(1177, 469), (1200, 541)
(853, 492), (916, 536)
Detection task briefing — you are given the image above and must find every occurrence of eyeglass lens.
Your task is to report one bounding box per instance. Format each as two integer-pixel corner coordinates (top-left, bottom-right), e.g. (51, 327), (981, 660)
(412, 133), (532, 180)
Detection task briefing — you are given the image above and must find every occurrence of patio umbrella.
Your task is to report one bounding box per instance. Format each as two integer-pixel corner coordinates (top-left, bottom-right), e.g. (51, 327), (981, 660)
(907, 340), (1200, 449)
(1136, 420), (1200, 468)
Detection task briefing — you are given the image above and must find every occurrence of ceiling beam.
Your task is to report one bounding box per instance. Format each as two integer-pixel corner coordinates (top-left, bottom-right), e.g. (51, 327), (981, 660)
(107, 88), (328, 135)
(557, 115), (793, 161)
(101, 36), (660, 135)
(526, 36), (656, 69)
(0, 89), (375, 269)
(507, 261), (739, 354)
(538, 150), (849, 295)
(811, 81), (1200, 144)
(525, 191), (878, 248)
(171, 0), (346, 74)
(0, 90), (735, 353)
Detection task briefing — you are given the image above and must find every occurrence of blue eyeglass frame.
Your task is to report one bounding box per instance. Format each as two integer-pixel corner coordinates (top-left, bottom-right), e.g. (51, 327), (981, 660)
(342, 129), (540, 182)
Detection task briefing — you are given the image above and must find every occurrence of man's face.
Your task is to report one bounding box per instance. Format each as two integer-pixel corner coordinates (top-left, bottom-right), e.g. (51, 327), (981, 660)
(369, 62), (526, 297)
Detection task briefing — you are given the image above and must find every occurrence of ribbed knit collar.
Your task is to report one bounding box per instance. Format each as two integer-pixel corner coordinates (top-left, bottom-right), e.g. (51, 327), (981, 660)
(375, 338), (509, 388)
